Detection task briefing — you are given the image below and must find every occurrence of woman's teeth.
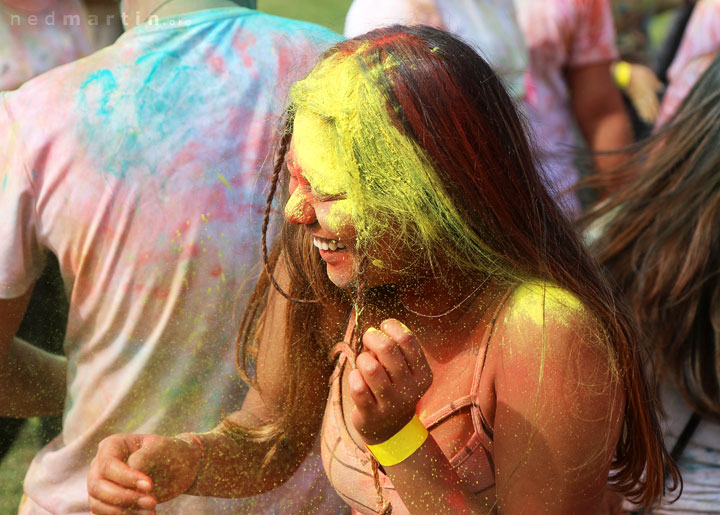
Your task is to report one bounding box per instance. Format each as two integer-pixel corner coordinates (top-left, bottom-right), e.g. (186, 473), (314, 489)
(313, 237), (347, 251)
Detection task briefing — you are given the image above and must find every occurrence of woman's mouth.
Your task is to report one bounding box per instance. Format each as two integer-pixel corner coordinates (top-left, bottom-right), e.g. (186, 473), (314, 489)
(313, 236), (347, 252)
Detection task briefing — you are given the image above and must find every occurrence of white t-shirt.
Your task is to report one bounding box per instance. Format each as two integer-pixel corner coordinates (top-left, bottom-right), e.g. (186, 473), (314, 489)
(345, 0), (620, 215)
(1, 7), (345, 514)
(0, 0), (92, 91)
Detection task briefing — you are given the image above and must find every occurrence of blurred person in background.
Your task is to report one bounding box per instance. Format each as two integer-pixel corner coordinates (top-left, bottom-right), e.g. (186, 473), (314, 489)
(345, 0), (634, 215)
(83, 0), (123, 49)
(655, 0), (719, 127)
(0, 0), (93, 465)
(0, 0), (345, 513)
(585, 51), (720, 513)
(0, 0), (92, 91)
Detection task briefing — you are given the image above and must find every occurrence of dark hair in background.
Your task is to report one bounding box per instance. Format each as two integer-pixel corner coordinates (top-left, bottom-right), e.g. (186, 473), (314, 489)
(584, 51), (720, 422)
(238, 25), (677, 509)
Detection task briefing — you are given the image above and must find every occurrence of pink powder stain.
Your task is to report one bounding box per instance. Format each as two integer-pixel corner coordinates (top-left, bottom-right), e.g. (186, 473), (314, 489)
(225, 103), (260, 138)
(135, 251), (153, 265)
(524, 72), (537, 105)
(170, 140), (203, 171)
(202, 185), (237, 223)
(187, 244), (201, 258)
(275, 44), (292, 81)
(205, 47), (228, 75)
(233, 34), (259, 79)
(153, 287), (170, 300)
(210, 264), (223, 277)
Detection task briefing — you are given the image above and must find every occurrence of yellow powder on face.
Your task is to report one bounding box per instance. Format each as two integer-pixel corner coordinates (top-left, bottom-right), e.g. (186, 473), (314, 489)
(289, 49), (472, 268)
(326, 200), (355, 235)
(292, 109), (359, 235)
(293, 109), (352, 197)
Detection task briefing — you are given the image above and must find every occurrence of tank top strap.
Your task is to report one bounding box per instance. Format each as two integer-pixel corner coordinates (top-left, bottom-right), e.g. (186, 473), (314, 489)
(419, 285), (517, 439)
(468, 284), (518, 439)
(422, 394), (475, 430)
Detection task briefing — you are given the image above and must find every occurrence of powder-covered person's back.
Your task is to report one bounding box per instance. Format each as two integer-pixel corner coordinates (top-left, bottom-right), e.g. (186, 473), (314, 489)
(0, 3), (343, 513)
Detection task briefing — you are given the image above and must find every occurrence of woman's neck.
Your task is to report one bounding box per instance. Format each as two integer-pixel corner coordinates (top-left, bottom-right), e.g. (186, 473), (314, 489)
(395, 269), (489, 319)
(354, 270), (497, 357)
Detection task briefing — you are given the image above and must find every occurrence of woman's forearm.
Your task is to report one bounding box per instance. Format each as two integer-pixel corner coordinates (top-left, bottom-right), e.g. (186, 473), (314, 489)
(187, 411), (309, 498)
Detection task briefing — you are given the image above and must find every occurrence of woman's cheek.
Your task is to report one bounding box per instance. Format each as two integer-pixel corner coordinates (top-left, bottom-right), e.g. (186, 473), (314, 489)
(320, 200), (356, 239)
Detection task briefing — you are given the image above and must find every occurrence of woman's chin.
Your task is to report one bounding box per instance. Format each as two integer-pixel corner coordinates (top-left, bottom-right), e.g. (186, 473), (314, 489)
(326, 267), (355, 289)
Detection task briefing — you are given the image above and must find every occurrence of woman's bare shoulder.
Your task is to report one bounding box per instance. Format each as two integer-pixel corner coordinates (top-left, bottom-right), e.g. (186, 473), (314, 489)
(489, 280), (612, 378)
(499, 280), (604, 341)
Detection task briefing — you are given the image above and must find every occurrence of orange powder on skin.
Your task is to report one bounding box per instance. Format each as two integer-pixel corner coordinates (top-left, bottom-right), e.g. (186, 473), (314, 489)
(283, 153), (316, 225)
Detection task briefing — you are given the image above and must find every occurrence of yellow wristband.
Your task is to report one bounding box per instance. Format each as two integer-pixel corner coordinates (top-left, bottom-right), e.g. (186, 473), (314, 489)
(366, 415), (429, 467)
(613, 61), (632, 90)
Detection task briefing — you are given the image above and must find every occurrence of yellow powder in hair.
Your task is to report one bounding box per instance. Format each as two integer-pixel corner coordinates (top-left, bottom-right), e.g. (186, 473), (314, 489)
(288, 37), (504, 280)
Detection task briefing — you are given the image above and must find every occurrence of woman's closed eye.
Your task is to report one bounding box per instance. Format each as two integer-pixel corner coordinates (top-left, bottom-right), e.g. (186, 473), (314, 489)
(313, 191), (347, 203)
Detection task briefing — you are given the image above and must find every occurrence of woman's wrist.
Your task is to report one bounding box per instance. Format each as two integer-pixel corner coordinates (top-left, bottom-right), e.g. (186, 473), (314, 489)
(365, 415), (429, 467)
(174, 432), (205, 493)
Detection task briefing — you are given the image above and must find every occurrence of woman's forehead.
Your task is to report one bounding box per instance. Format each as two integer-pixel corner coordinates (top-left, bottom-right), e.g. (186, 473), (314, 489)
(291, 110), (352, 195)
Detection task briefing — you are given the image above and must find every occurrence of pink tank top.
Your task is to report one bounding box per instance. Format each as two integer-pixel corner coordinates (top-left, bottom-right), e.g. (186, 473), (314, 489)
(320, 288), (515, 514)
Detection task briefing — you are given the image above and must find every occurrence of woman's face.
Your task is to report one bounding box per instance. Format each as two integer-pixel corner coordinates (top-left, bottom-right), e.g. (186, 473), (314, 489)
(285, 110), (409, 289)
(284, 146), (358, 288)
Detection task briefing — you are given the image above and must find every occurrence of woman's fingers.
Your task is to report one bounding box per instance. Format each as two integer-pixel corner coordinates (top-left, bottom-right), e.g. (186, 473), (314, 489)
(348, 368), (376, 410)
(87, 434), (157, 513)
(93, 435), (153, 489)
(87, 478), (156, 512)
(379, 319), (431, 381)
(355, 351), (392, 400)
(362, 327), (410, 382)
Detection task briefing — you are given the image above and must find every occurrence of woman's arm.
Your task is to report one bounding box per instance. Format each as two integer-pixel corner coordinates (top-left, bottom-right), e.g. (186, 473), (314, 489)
(490, 284), (624, 513)
(350, 285), (623, 514)
(87, 260), (332, 512)
(349, 320), (492, 514)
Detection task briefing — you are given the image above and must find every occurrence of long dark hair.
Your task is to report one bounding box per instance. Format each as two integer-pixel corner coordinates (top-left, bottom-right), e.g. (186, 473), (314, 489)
(237, 25), (676, 508)
(584, 51), (720, 421)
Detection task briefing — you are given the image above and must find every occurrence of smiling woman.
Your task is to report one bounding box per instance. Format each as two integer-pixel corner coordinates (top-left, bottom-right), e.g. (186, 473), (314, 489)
(246, 26), (679, 512)
(87, 25), (677, 515)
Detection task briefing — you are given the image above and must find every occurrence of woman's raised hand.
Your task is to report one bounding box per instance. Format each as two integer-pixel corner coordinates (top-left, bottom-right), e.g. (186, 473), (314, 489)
(349, 319), (433, 445)
(87, 433), (202, 514)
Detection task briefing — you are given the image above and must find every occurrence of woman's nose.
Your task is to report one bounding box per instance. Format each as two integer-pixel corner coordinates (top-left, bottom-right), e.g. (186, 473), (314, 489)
(284, 188), (317, 224)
